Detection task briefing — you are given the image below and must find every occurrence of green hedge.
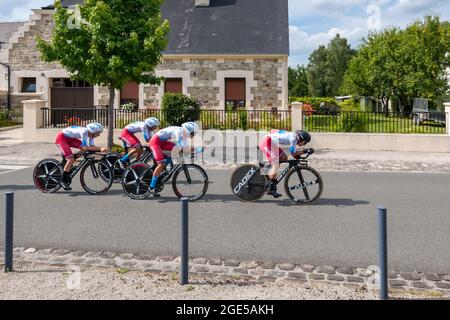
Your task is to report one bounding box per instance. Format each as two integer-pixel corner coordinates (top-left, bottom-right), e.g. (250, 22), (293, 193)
(161, 93), (201, 126)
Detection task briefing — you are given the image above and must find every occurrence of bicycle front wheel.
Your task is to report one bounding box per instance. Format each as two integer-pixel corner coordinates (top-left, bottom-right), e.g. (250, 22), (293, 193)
(121, 162), (153, 200)
(284, 166), (323, 204)
(230, 165), (266, 202)
(80, 159), (113, 195)
(172, 164), (209, 201)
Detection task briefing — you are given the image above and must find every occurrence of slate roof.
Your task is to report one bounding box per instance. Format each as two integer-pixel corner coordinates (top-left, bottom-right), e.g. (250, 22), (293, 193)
(42, 0), (289, 55)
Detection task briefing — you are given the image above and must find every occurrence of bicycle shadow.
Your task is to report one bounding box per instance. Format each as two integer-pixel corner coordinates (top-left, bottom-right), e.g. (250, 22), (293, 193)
(147, 194), (370, 207)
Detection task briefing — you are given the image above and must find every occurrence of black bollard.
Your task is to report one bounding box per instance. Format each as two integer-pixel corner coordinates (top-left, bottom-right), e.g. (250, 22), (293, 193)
(378, 206), (388, 300)
(180, 197), (189, 285)
(4, 191), (14, 272)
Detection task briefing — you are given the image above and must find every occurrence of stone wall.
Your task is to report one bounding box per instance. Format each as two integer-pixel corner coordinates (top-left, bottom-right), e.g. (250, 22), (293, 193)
(8, 13), (60, 72)
(144, 57), (285, 109)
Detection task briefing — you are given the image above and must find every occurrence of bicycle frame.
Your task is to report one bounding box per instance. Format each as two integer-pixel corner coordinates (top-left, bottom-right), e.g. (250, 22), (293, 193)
(233, 154), (312, 196)
(61, 153), (102, 180)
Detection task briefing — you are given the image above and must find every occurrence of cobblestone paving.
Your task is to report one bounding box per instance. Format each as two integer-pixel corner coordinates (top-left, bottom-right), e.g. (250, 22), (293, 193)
(2, 247), (449, 296)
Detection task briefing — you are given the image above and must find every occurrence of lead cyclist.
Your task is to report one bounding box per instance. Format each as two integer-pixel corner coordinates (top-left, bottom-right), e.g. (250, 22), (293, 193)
(258, 129), (312, 198)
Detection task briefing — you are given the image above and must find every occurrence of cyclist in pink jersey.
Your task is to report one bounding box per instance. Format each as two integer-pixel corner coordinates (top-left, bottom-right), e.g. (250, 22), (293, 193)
(118, 117), (160, 168)
(148, 122), (200, 197)
(259, 129), (312, 198)
(55, 123), (108, 190)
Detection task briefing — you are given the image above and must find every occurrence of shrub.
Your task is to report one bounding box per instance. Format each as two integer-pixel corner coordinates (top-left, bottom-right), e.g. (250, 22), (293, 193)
(119, 102), (137, 112)
(290, 97), (338, 110)
(162, 93), (201, 126)
(338, 100), (364, 132)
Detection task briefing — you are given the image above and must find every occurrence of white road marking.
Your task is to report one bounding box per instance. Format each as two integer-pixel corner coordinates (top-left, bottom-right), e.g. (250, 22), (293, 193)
(0, 164), (31, 175)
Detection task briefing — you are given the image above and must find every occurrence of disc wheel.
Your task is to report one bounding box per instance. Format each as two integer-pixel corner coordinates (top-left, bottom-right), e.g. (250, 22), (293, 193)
(80, 159), (113, 195)
(121, 162), (153, 200)
(284, 166), (323, 204)
(230, 165), (266, 202)
(33, 159), (63, 193)
(172, 164), (209, 201)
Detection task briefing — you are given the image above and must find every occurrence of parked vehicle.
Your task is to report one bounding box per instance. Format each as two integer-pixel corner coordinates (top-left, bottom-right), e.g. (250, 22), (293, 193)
(411, 98), (446, 126)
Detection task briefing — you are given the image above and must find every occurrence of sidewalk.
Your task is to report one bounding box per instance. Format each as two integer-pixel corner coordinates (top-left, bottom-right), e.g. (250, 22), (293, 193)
(1, 128), (450, 172)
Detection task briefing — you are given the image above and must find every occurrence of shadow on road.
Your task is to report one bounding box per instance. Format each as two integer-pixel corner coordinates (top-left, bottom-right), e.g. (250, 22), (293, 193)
(0, 185), (35, 191)
(143, 194), (371, 208)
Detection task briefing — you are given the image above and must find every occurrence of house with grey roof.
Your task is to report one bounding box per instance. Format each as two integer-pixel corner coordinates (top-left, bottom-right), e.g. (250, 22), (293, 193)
(0, 0), (289, 110)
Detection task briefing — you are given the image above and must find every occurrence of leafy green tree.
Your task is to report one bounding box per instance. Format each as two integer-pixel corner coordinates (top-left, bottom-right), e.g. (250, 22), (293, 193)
(37, 0), (170, 148)
(288, 65), (310, 97)
(342, 15), (450, 113)
(307, 35), (355, 97)
(307, 45), (328, 97)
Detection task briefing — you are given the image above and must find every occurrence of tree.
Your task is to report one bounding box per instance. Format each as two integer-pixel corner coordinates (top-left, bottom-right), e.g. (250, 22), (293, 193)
(37, 0), (170, 149)
(307, 35), (355, 97)
(288, 65), (309, 97)
(324, 34), (357, 96)
(307, 45), (328, 97)
(342, 15), (450, 113)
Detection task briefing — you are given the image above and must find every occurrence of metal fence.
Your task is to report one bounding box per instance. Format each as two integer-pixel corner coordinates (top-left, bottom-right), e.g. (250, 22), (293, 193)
(303, 111), (446, 134)
(200, 109), (292, 131)
(41, 108), (292, 131)
(41, 108), (447, 134)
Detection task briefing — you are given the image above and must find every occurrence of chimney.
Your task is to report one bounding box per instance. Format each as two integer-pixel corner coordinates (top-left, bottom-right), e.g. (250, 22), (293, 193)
(195, 0), (210, 7)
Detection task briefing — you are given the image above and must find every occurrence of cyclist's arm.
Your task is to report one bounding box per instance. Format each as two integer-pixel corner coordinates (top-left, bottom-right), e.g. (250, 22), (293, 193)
(142, 124), (151, 143)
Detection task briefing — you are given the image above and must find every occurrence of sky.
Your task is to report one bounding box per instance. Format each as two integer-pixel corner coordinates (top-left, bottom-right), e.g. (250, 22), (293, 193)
(0, 0), (449, 67)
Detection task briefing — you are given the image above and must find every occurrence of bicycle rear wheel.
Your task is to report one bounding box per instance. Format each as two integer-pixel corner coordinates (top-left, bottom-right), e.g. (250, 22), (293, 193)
(284, 166), (323, 204)
(121, 162), (153, 200)
(230, 165), (266, 202)
(172, 164), (209, 201)
(80, 159), (113, 195)
(33, 159), (63, 193)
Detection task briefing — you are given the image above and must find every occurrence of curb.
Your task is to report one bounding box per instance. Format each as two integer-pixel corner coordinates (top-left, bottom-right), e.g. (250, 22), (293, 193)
(2, 247), (449, 294)
(0, 125), (23, 132)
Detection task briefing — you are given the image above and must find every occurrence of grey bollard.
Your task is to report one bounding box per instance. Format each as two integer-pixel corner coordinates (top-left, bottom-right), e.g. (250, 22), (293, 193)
(378, 206), (388, 300)
(4, 191), (14, 272)
(180, 197), (189, 285)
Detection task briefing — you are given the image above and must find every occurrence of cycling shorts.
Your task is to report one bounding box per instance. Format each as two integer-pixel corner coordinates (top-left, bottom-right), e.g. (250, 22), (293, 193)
(120, 128), (141, 148)
(55, 132), (82, 158)
(259, 135), (286, 164)
(149, 134), (175, 163)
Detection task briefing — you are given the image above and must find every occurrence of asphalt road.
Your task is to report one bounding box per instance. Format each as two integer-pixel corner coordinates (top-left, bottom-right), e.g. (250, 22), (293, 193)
(0, 167), (449, 273)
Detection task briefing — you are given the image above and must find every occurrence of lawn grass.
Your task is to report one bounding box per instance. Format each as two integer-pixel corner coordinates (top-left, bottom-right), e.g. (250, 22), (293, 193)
(304, 114), (446, 134)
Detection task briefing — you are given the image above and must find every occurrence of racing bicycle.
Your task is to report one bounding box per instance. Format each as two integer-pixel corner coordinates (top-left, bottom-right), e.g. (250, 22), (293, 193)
(230, 148), (323, 204)
(121, 152), (209, 201)
(33, 151), (114, 195)
(103, 139), (155, 183)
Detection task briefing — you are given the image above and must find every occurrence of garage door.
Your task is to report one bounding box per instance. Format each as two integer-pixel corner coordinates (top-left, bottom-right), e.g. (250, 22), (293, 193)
(50, 78), (94, 108)
(51, 88), (94, 108)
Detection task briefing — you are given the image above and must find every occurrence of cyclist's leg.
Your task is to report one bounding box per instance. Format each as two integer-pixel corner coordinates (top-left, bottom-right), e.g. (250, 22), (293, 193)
(148, 136), (171, 196)
(259, 136), (283, 198)
(56, 134), (80, 190)
(120, 130), (142, 162)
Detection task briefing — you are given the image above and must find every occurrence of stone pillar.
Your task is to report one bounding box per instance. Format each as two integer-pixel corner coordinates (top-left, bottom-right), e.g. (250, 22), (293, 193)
(291, 102), (303, 131)
(22, 99), (46, 142)
(445, 102), (450, 136)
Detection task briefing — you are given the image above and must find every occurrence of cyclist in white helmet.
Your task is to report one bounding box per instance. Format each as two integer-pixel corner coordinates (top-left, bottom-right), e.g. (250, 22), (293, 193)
(55, 122), (108, 190)
(148, 121), (200, 197)
(118, 117), (160, 168)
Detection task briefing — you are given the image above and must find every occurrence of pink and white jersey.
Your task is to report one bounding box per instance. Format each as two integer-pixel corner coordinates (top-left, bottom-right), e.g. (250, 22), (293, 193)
(156, 126), (188, 149)
(125, 122), (153, 142)
(268, 129), (299, 154)
(62, 126), (94, 147)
